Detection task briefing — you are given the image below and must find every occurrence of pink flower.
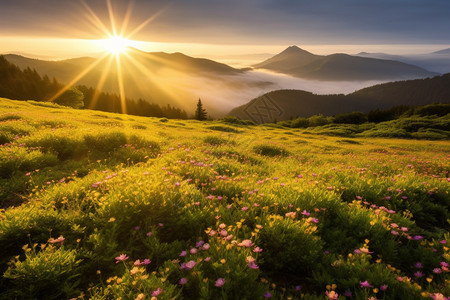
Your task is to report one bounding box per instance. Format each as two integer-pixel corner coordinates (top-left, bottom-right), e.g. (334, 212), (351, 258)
(326, 290), (339, 300)
(400, 227), (408, 232)
(184, 260), (196, 270)
(175, 182), (180, 186)
(179, 277), (188, 285)
(220, 230), (228, 237)
(413, 235), (423, 240)
(115, 254), (129, 263)
(414, 271), (424, 278)
(391, 230), (399, 236)
(380, 284), (388, 291)
(190, 248), (198, 254)
(439, 240), (447, 244)
(142, 258), (151, 265)
(204, 257), (211, 262)
(309, 217), (319, 224)
(301, 210), (310, 217)
(343, 289), (352, 297)
(208, 230), (217, 236)
(264, 291), (271, 298)
(48, 236), (65, 245)
(440, 262), (449, 268)
(433, 268), (442, 274)
(215, 277), (225, 287)
(253, 247), (263, 253)
(360, 280), (374, 288)
(241, 207), (249, 211)
(152, 288), (163, 297)
(146, 231), (153, 236)
(238, 239), (253, 247)
(201, 243), (210, 251)
(430, 293), (446, 300)
(179, 251), (187, 257)
(414, 262), (423, 268)
(247, 261), (259, 269)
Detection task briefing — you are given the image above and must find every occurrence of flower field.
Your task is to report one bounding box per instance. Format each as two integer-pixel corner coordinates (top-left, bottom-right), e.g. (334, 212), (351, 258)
(0, 97), (449, 299)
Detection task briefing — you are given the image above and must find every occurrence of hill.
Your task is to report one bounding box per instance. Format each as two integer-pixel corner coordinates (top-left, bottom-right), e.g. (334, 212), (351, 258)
(0, 97), (449, 299)
(254, 46), (438, 81)
(229, 73), (450, 123)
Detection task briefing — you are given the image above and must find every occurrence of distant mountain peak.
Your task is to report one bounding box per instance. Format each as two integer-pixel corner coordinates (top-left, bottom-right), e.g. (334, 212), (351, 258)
(431, 48), (450, 55)
(281, 45), (314, 55)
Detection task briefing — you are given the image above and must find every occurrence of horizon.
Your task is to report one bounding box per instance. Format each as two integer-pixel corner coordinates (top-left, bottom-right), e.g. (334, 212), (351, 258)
(1, 0), (450, 63)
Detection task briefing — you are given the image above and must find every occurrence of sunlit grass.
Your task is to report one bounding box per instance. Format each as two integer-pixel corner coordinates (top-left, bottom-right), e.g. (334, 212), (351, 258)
(0, 97), (449, 299)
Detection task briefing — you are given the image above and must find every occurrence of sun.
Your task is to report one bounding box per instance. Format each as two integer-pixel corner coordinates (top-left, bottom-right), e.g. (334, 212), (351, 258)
(101, 36), (131, 54)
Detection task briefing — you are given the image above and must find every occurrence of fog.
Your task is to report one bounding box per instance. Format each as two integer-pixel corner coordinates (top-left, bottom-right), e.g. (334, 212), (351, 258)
(178, 69), (388, 117)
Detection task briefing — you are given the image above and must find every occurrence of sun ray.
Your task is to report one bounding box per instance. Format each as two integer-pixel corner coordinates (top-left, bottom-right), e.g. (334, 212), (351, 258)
(81, 0), (111, 37)
(115, 54), (127, 114)
(106, 0), (117, 36)
(121, 52), (182, 102)
(89, 55), (114, 110)
(119, 1), (134, 38)
(48, 53), (109, 103)
(125, 7), (167, 40)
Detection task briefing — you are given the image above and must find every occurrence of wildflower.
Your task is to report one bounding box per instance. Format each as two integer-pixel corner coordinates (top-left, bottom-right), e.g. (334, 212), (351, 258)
(48, 236), (65, 244)
(179, 251), (187, 257)
(253, 246), (263, 253)
(295, 285), (302, 291)
(430, 293), (446, 300)
(241, 207), (249, 211)
(309, 217), (319, 223)
(301, 210), (310, 217)
(190, 248), (198, 254)
(220, 230), (228, 237)
(204, 257), (211, 262)
(151, 288), (163, 297)
(175, 182), (180, 186)
(264, 291), (271, 298)
(391, 230), (399, 236)
(360, 280), (374, 288)
(219, 223), (226, 229)
(360, 247), (374, 254)
(135, 293), (145, 300)
(380, 284), (388, 291)
(248, 261), (259, 269)
(208, 230), (217, 236)
(179, 277), (188, 285)
(413, 235), (423, 240)
(439, 240), (447, 244)
(215, 278), (225, 287)
(134, 226), (140, 230)
(142, 259), (151, 265)
(400, 227), (408, 232)
(396, 277), (404, 282)
(184, 260), (196, 270)
(146, 231), (153, 236)
(414, 271), (425, 278)
(134, 260), (142, 266)
(433, 268), (442, 274)
(354, 249), (362, 254)
(239, 239), (253, 247)
(343, 289), (352, 297)
(115, 254), (129, 263)
(440, 262), (448, 268)
(414, 262), (424, 268)
(326, 290), (339, 299)
(202, 243), (210, 251)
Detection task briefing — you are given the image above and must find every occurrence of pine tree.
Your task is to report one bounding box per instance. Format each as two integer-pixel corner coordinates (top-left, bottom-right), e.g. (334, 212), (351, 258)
(195, 98), (207, 121)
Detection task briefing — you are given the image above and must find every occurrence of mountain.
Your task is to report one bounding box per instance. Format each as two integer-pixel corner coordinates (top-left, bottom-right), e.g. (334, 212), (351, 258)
(254, 45), (438, 81)
(357, 48), (450, 74)
(228, 73), (450, 123)
(431, 48), (450, 55)
(2, 49), (256, 115)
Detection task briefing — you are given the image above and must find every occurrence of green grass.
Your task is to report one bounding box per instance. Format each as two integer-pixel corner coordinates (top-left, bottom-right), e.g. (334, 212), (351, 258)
(0, 97), (449, 299)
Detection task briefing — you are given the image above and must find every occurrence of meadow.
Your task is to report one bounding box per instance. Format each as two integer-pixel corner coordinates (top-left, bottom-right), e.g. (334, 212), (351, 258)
(0, 97), (449, 299)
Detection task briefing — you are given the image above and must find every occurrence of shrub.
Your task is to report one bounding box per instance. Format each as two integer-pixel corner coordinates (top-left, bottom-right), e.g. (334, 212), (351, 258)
(53, 87), (84, 109)
(253, 144), (289, 157)
(207, 126), (241, 133)
(203, 135), (227, 146)
(3, 245), (83, 299)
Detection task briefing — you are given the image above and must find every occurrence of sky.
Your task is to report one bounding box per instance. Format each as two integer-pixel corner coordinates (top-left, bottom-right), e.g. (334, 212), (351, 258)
(1, 0), (450, 59)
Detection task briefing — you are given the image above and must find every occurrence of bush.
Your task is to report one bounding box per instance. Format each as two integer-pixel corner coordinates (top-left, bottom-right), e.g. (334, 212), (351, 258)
(207, 126), (241, 133)
(203, 135), (227, 146)
(253, 144), (289, 157)
(53, 87), (84, 109)
(3, 245), (83, 299)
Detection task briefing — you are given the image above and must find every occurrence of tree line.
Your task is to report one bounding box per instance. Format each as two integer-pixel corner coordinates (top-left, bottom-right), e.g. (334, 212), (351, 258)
(0, 56), (188, 119)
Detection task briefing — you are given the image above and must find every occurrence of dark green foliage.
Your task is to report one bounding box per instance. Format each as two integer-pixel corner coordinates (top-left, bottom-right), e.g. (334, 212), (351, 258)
(207, 125), (241, 133)
(253, 144), (289, 157)
(332, 111), (367, 124)
(194, 99), (207, 121)
(53, 87), (84, 108)
(221, 116), (256, 126)
(203, 135), (227, 145)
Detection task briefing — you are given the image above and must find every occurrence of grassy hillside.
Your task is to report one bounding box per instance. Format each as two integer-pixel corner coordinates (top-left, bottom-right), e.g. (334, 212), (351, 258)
(0, 97), (449, 299)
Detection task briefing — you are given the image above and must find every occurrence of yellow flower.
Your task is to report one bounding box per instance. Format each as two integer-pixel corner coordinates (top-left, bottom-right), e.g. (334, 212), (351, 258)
(135, 293), (145, 300)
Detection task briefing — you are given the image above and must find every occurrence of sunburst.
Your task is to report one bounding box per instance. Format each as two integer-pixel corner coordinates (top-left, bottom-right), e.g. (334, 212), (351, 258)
(48, 0), (166, 115)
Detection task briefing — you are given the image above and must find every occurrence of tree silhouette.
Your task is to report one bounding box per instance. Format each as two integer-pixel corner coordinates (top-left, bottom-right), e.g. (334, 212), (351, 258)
(195, 98), (207, 121)
(54, 87), (84, 108)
